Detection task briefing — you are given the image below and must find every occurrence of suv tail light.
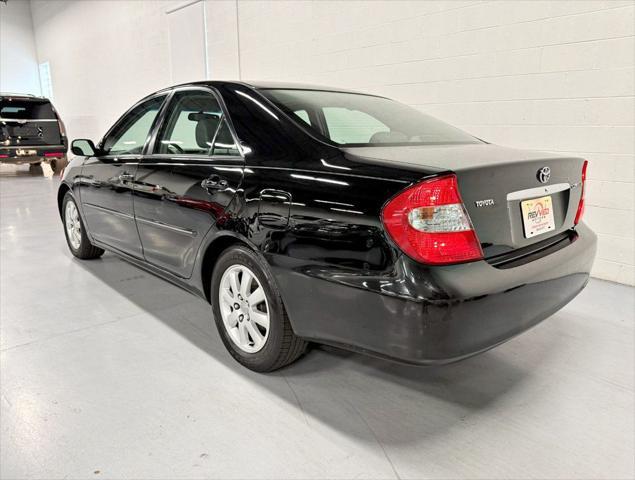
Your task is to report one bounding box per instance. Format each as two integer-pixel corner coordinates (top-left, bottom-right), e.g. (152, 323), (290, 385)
(58, 117), (67, 138)
(574, 160), (588, 225)
(381, 174), (483, 265)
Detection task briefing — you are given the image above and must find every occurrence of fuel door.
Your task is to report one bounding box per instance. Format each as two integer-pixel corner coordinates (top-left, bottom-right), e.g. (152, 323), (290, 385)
(257, 189), (291, 229)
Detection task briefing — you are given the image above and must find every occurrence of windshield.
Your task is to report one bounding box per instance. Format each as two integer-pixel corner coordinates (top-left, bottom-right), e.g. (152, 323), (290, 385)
(260, 89), (481, 147)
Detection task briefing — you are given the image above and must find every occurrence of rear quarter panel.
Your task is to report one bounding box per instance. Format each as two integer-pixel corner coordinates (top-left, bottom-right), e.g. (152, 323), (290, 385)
(244, 166), (410, 272)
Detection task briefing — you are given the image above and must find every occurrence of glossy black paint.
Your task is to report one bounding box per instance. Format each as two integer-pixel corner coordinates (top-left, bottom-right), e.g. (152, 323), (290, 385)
(80, 155), (142, 257)
(59, 81), (597, 364)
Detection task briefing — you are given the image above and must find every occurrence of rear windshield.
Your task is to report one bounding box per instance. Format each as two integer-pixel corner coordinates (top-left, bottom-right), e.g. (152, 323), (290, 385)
(260, 89), (480, 147)
(0, 99), (56, 120)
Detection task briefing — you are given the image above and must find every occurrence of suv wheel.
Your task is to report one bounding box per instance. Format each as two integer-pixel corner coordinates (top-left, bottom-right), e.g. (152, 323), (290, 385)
(50, 158), (67, 173)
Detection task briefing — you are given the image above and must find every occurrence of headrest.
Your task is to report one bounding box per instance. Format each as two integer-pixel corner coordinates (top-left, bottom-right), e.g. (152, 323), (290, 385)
(369, 131), (408, 143)
(192, 112), (220, 149)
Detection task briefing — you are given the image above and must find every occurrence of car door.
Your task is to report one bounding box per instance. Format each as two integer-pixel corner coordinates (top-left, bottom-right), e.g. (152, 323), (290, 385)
(80, 94), (167, 258)
(133, 88), (244, 278)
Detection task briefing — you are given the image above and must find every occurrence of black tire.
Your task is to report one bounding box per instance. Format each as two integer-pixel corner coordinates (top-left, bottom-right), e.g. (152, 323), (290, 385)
(62, 192), (104, 260)
(211, 245), (307, 372)
(50, 158), (67, 173)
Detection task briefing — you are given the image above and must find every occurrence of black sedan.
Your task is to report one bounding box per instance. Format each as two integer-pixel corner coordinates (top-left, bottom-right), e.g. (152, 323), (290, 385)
(59, 81), (597, 372)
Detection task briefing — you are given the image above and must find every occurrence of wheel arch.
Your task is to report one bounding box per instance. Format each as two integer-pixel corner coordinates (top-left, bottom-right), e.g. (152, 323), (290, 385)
(200, 233), (253, 304)
(57, 182), (71, 219)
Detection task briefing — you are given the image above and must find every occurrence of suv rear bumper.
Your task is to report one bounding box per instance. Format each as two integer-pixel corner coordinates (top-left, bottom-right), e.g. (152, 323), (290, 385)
(271, 223), (597, 364)
(0, 146), (66, 164)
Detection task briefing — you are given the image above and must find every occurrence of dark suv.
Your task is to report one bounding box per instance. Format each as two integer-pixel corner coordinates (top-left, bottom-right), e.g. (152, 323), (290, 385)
(0, 93), (68, 171)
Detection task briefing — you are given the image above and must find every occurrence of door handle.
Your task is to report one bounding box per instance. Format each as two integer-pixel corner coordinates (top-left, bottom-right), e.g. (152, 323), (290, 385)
(119, 172), (134, 182)
(201, 175), (228, 190)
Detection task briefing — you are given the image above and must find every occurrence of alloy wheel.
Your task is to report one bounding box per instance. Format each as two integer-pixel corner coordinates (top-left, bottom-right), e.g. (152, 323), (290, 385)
(218, 264), (270, 353)
(65, 201), (82, 249)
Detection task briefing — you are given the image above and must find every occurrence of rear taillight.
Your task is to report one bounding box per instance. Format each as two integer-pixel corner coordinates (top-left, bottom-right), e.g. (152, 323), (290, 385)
(381, 174), (483, 265)
(574, 160), (588, 225)
(57, 116), (67, 138)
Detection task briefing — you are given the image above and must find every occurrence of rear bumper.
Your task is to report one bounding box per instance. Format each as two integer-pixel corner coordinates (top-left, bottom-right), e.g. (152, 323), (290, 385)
(0, 145), (66, 163)
(270, 223), (597, 364)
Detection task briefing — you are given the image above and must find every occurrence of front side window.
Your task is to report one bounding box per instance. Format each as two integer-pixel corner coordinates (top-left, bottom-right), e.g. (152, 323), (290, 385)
(103, 95), (166, 155)
(260, 89), (481, 147)
(156, 90), (224, 155)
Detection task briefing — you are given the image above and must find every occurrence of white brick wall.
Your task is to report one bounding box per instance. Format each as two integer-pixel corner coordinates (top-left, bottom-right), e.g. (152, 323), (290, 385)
(232, 0), (635, 285)
(28, 0), (635, 284)
(30, 0), (180, 142)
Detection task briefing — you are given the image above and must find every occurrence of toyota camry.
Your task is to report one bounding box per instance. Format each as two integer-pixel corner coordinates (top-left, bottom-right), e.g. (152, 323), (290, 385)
(58, 81), (597, 372)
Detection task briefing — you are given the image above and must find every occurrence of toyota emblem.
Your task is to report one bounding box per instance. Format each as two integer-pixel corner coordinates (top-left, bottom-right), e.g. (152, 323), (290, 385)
(537, 166), (551, 184)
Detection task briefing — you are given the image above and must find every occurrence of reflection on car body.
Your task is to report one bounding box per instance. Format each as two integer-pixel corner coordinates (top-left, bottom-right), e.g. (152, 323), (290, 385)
(58, 81), (596, 372)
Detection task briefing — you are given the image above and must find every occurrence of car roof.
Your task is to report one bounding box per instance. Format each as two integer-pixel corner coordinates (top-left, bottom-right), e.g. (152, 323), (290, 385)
(0, 93), (51, 101)
(242, 80), (364, 93)
(159, 80), (368, 95)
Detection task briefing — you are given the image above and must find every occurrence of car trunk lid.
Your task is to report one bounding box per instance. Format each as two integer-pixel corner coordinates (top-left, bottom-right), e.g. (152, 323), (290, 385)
(343, 143), (585, 259)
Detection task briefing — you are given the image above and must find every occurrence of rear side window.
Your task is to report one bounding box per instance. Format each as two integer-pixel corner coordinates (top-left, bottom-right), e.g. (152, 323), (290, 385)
(156, 90), (223, 155)
(103, 95), (166, 156)
(293, 109), (311, 125)
(211, 120), (240, 156)
(0, 99), (56, 120)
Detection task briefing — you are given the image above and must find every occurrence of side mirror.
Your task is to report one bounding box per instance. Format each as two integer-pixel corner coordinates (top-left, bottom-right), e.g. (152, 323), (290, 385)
(71, 139), (99, 157)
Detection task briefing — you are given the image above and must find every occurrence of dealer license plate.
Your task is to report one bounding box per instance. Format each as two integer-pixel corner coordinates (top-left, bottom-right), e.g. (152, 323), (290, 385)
(521, 195), (555, 238)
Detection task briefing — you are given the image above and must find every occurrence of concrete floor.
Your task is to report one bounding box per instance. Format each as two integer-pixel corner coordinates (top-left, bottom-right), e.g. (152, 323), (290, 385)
(1, 163), (633, 480)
